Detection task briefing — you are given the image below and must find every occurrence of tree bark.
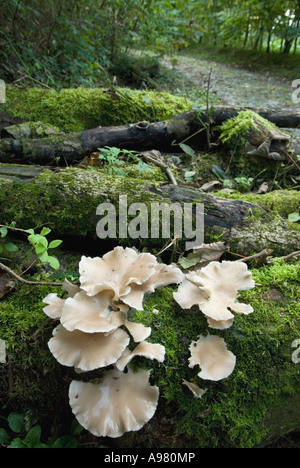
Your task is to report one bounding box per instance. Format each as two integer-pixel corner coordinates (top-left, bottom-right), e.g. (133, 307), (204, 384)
(1, 107), (300, 165)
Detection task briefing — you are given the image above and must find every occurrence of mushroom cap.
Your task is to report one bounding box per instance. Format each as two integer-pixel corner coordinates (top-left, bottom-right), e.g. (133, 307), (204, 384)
(116, 341), (165, 371)
(48, 324), (130, 371)
(69, 368), (159, 438)
(43, 293), (65, 319)
(189, 334), (236, 381)
(79, 247), (157, 299)
(123, 263), (184, 310)
(60, 291), (124, 333)
(62, 278), (80, 298)
(173, 277), (209, 310)
(123, 319), (151, 342)
(174, 261), (255, 324)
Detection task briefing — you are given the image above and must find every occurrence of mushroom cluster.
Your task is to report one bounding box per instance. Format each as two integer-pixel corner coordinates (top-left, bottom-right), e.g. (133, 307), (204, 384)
(43, 246), (184, 438)
(173, 260), (255, 394)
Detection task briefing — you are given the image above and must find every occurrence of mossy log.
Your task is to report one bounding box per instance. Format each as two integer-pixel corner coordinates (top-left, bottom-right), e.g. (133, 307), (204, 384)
(0, 165), (299, 257)
(0, 253), (299, 448)
(0, 107), (300, 165)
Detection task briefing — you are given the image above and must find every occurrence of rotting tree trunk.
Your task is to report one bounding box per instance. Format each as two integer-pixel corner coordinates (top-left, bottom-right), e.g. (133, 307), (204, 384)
(1, 107), (300, 165)
(0, 165), (299, 257)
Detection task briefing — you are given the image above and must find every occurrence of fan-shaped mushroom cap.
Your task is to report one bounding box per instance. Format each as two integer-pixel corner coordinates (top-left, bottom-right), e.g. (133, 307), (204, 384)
(123, 263), (184, 310)
(173, 276), (209, 310)
(79, 247), (157, 299)
(62, 279), (80, 298)
(43, 293), (65, 319)
(189, 334), (236, 381)
(116, 341), (165, 371)
(60, 291), (124, 333)
(174, 261), (255, 325)
(123, 319), (151, 342)
(69, 368), (159, 438)
(48, 325), (130, 371)
(193, 261), (255, 322)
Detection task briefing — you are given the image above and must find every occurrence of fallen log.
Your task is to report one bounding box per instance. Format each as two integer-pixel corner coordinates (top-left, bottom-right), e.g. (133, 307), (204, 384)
(1, 106), (300, 165)
(0, 165), (299, 257)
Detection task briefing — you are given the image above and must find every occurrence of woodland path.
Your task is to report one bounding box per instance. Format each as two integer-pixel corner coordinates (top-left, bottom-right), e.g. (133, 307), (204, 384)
(161, 54), (296, 110)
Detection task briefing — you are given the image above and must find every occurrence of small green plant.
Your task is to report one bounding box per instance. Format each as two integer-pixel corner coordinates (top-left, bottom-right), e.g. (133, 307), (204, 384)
(97, 146), (154, 176)
(0, 412), (78, 448)
(0, 227), (18, 256)
(26, 227), (62, 270)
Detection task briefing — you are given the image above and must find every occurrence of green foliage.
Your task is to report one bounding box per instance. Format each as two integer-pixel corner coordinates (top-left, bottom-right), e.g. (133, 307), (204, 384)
(0, 412), (78, 448)
(96, 146), (154, 177)
(26, 227), (62, 270)
(0, 227), (18, 255)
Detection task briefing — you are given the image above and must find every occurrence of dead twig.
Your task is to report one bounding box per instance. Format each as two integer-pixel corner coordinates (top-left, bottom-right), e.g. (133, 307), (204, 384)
(235, 249), (274, 265)
(138, 150), (178, 185)
(0, 261), (64, 287)
(279, 250), (300, 262)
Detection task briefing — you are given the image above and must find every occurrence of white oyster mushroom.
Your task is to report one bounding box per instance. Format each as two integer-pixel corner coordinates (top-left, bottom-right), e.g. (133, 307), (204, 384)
(174, 261), (255, 327)
(79, 247), (158, 299)
(43, 293), (65, 319)
(48, 324), (130, 371)
(60, 291), (124, 333)
(69, 368), (159, 438)
(189, 334), (236, 381)
(116, 341), (166, 371)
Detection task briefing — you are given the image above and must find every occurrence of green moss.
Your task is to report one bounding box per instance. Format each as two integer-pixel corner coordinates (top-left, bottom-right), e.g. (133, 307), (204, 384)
(219, 110), (278, 145)
(126, 259), (300, 448)
(5, 86), (192, 133)
(0, 258), (299, 447)
(0, 166), (166, 237)
(213, 189), (300, 219)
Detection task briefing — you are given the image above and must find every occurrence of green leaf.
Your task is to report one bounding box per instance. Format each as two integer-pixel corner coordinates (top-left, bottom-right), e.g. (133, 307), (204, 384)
(23, 426), (42, 448)
(35, 240), (48, 254)
(48, 256), (60, 270)
(38, 251), (49, 264)
(178, 143), (196, 157)
(288, 212), (300, 223)
(4, 242), (18, 252)
(0, 428), (9, 444)
(25, 229), (35, 235)
(48, 239), (63, 249)
(8, 412), (25, 433)
(28, 234), (39, 244)
(51, 435), (78, 448)
(178, 253), (199, 269)
(0, 227), (8, 238)
(40, 227), (51, 236)
(8, 437), (28, 448)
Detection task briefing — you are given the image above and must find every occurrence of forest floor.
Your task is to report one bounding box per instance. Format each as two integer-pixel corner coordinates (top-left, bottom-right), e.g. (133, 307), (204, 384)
(160, 52), (296, 110)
